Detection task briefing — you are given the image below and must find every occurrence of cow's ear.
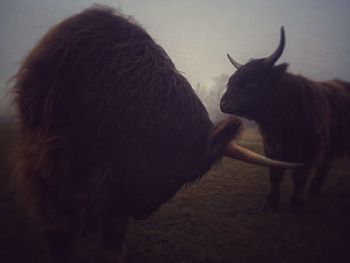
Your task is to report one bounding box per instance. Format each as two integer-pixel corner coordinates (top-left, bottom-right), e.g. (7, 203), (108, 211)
(272, 63), (288, 79)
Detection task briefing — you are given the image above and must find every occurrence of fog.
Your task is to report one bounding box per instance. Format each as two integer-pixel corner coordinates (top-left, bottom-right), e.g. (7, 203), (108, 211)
(1, 0), (349, 117)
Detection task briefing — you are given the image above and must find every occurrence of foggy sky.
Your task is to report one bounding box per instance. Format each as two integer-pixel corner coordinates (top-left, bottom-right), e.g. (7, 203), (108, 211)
(1, 0), (350, 112)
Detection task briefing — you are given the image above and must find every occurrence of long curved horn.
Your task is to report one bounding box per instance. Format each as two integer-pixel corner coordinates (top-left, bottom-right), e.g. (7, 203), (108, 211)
(227, 54), (242, 69)
(224, 142), (302, 169)
(264, 27), (285, 67)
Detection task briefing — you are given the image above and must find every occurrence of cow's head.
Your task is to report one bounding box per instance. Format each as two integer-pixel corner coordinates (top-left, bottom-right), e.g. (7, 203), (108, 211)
(220, 27), (288, 122)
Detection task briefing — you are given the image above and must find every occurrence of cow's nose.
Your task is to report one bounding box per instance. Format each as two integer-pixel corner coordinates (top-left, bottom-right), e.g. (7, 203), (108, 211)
(220, 101), (229, 113)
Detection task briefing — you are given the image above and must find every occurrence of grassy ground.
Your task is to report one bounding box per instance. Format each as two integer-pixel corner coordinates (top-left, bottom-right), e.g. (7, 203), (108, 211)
(0, 126), (349, 262)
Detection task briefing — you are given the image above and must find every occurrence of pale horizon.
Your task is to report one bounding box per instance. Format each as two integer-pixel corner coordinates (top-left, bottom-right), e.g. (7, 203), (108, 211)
(1, 0), (350, 113)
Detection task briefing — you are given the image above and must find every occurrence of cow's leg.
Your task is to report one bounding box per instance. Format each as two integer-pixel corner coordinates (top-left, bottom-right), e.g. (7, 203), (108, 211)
(308, 159), (332, 195)
(264, 168), (285, 211)
(291, 166), (313, 210)
(45, 226), (74, 263)
(101, 214), (129, 263)
(71, 214), (128, 263)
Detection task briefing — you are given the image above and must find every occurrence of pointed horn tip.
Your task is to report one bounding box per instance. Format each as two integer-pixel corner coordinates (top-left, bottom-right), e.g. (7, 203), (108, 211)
(280, 26), (286, 42)
(224, 143), (303, 169)
(264, 26), (286, 66)
(227, 54), (242, 69)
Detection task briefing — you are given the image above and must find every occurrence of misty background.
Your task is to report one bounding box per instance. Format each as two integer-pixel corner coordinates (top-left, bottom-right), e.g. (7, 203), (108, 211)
(1, 0), (349, 122)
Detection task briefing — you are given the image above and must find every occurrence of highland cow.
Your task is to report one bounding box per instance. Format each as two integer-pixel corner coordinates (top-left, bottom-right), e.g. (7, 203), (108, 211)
(12, 6), (299, 262)
(221, 27), (350, 211)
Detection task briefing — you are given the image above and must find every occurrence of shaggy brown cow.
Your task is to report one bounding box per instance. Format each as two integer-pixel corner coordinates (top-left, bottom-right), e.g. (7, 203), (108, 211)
(12, 6), (299, 263)
(221, 27), (350, 211)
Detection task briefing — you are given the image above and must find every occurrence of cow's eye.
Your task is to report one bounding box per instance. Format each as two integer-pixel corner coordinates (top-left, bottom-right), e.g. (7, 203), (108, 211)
(245, 81), (257, 88)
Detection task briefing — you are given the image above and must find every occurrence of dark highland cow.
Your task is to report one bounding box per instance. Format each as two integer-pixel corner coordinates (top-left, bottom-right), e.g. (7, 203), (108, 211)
(221, 27), (350, 211)
(12, 6), (298, 263)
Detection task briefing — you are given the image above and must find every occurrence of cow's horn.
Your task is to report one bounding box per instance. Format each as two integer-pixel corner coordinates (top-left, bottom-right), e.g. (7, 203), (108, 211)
(264, 27), (285, 67)
(227, 54), (242, 69)
(224, 142), (302, 169)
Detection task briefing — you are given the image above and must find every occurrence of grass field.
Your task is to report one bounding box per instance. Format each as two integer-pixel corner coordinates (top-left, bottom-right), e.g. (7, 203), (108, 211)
(0, 125), (349, 263)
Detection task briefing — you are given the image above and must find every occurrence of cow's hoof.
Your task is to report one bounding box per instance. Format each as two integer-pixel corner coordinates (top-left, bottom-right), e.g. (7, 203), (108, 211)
(262, 205), (279, 212)
(263, 197), (280, 212)
(290, 196), (304, 213)
(307, 184), (322, 196)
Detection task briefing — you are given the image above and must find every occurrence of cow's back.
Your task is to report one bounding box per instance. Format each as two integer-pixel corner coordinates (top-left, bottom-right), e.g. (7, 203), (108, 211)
(320, 79), (350, 157)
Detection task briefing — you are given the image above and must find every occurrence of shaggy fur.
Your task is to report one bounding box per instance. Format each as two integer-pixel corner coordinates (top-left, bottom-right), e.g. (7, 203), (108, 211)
(12, 6), (241, 263)
(221, 58), (350, 210)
